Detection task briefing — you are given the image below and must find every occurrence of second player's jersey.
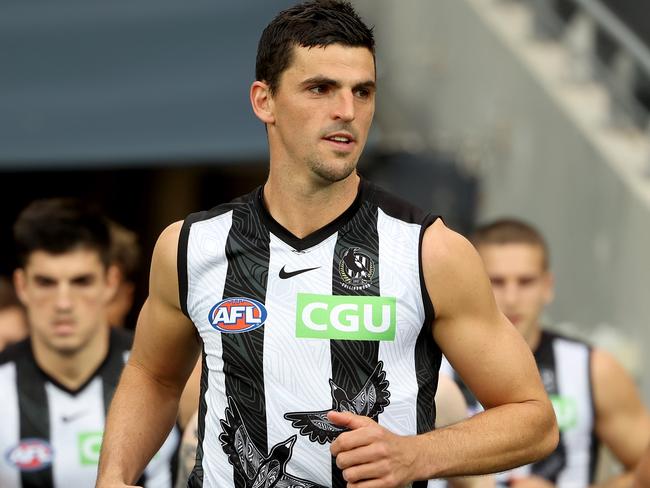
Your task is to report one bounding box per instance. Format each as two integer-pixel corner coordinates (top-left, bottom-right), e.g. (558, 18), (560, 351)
(179, 179), (441, 488)
(445, 330), (598, 487)
(0, 328), (180, 488)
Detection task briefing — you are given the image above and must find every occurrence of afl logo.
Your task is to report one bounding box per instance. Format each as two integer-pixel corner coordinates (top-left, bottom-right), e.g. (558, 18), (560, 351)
(208, 297), (268, 333)
(6, 439), (53, 472)
(339, 247), (376, 291)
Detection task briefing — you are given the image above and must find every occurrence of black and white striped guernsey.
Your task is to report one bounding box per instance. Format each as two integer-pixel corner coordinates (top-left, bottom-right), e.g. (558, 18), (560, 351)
(445, 330), (598, 487)
(0, 328), (180, 488)
(179, 179), (442, 488)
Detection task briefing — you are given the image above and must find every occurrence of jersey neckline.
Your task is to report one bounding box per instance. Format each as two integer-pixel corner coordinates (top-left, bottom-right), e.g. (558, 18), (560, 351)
(27, 328), (123, 396)
(255, 177), (367, 252)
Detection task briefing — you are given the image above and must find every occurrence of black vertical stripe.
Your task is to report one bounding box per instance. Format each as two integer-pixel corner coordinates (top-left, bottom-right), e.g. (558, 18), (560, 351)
(100, 329), (131, 413)
(178, 216), (193, 318)
(188, 350), (209, 488)
(221, 202), (271, 488)
(531, 331), (566, 482)
(16, 345), (54, 488)
(330, 202), (381, 488)
(412, 217), (440, 488)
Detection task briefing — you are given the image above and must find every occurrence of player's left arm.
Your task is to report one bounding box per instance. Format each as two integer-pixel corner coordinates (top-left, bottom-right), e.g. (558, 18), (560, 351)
(590, 348), (650, 488)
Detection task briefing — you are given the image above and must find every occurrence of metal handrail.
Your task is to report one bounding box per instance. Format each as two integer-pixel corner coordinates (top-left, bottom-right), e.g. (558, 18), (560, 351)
(571, 0), (650, 78)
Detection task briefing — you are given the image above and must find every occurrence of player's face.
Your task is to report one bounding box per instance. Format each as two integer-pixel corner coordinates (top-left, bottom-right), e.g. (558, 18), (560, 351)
(267, 44), (375, 182)
(14, 248), (116, 355)
(477, 243), (553, 345)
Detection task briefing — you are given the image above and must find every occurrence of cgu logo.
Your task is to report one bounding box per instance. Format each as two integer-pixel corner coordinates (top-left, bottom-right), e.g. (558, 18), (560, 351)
(6, 439), (53, 472)
(208, 297), (268, 333)
(78, 432), (103, 465)
(296, 293), (396, 341)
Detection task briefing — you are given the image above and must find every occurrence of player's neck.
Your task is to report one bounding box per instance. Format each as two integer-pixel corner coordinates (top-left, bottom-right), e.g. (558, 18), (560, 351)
(263, 170), (360, 238)
(31, 325), (110, 391)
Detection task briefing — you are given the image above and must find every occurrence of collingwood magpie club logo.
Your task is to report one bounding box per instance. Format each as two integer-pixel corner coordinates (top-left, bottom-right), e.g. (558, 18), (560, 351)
(284, 361), (391, 444)
(338, 247), (375, 291)
(219, 398), (326, 488)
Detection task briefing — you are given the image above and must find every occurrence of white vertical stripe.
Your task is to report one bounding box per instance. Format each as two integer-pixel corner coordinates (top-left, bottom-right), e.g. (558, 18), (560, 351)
(47, 378), (105, 487)
(186, 211), (234, 487)
(376, 209), (424, 437)
(0, 363), (20, 487)
(554, 340), (592, 488)
(263, 233), (336, 485)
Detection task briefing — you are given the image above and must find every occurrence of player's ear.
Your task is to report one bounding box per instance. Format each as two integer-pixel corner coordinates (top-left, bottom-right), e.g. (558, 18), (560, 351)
(104, 264), (121, 303)
(250, 80), (275, 125)
(13, 268), (28, 306)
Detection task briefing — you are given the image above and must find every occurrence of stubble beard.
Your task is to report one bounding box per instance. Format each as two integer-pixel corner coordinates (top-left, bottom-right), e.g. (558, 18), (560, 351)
(307, 154), (357, 183)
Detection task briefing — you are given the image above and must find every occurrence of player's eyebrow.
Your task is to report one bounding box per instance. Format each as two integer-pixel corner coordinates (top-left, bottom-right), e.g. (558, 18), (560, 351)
(300, 76), (341, 89)
(299, 76), (376, 92)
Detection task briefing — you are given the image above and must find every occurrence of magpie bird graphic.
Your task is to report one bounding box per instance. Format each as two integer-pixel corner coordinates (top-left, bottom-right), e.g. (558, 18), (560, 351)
(219, 398), (327, 488)
(284, 361), (390, 445)
(341, 248), (372, 278)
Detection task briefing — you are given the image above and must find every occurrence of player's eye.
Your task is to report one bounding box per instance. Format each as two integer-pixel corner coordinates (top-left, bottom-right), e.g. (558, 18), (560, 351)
(489, 277), (505, 287)
(34, 276), (56, 287)
(354, 88), (371, 99)
(309, 84), (330, 95)
(71, 275), (96, 287)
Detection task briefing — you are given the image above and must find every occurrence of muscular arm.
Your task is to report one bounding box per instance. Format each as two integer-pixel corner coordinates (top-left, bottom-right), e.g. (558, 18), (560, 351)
(97, 222), (201, 486)
(416, 220), (558, 478)
(591, 348), (650, 488)
(330, 220), (558, 486)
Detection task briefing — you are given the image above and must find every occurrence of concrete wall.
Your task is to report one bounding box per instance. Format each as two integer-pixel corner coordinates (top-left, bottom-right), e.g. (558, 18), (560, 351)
(355, 0), (650, 401)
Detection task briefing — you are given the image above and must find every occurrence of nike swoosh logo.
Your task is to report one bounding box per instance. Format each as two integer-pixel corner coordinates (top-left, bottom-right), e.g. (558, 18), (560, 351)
(61, 411), (88, 423)
(279, 265), (320, 279)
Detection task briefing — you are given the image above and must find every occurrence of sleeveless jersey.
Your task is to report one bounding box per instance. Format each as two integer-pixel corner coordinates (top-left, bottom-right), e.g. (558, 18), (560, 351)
(444, 330), (598, 487)
(0, 328), (180, 488)
(179, 179), (441, 488)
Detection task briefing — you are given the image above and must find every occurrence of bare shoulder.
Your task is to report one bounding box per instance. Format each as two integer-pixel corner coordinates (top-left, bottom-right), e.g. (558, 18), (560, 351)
(422, 219), (476, 264)
(590, 347), (634, 391)
(152, 221), (183, 269)
(422, 219), (494, 320)
(150, 221), (184, 307)
(590, 345), (647, 418)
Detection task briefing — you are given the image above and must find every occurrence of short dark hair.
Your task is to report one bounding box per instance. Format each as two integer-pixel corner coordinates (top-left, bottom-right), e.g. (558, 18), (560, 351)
(13, 198), (111, 268)
(256, 0), (375, 93)
(108, 220), (141, 282)
(472, 218), (550, 270)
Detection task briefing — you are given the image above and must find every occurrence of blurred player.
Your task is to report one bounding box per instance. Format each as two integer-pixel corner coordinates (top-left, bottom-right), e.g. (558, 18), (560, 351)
(451, 218), (650, 487)
(0, 198), (180, 488)
(97, 2), (557, 487)
(106, 220), (141, 328)
(0, 276), (28, 352)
